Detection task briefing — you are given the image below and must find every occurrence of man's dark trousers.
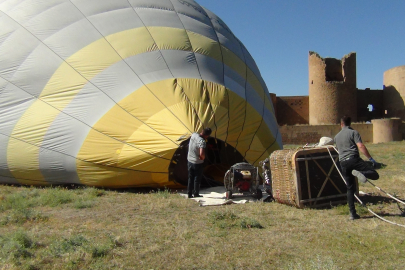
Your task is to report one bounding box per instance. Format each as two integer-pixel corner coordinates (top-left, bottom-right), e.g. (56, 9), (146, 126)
(187, 161), (204, 196)
(340, 157), (379, 214)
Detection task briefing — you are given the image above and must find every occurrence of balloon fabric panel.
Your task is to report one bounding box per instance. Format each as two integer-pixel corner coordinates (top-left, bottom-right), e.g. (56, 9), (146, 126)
(0, 0), (281, 187)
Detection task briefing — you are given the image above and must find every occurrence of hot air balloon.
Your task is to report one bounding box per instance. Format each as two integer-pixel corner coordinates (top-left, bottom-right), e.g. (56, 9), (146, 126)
(0, 0), (282, 188)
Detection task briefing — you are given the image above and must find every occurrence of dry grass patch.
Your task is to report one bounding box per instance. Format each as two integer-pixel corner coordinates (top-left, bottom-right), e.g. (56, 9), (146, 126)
(0, 142), (405, 269)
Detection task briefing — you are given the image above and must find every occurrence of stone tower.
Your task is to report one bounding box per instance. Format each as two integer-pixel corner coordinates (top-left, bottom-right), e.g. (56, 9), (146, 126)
(308, 52), (357, 124)
(383, 65), (405, 120)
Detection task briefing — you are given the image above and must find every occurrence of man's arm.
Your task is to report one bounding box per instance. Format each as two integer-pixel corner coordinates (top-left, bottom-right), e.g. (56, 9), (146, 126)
(356, 142), (372, 159)
(199, 147), (205, 161)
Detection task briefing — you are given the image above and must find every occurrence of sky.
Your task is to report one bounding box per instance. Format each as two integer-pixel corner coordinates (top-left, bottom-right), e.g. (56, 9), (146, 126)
(198, 0), (405, 97)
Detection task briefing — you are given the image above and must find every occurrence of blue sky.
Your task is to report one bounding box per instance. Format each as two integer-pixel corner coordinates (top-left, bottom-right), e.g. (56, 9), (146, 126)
(198, 0), (405, 96)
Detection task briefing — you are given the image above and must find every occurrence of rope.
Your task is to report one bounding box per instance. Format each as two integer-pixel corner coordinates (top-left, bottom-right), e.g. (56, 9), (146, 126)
(366, 181), (405, 206)
(323, 146), (405, 228)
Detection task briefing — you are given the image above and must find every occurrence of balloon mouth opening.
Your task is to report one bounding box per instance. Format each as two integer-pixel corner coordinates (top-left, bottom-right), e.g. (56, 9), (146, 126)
(168, 137), (246, 187)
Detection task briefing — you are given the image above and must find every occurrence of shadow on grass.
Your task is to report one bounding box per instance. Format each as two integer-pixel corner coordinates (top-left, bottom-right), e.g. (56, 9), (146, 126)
(358, 194), (405, 219)
(361, 194), (398, 205)
(307, 194), (400, 211)
(360, 212), (405, 219)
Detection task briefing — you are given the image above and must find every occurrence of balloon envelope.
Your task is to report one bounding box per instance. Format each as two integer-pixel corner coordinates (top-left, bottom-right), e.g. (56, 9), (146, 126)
(0, 0), (282, 188)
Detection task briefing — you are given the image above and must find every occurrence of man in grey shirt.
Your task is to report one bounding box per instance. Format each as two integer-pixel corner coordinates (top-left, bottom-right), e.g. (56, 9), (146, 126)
(334, 116), (379, 220)
(187, 128), (212, 198)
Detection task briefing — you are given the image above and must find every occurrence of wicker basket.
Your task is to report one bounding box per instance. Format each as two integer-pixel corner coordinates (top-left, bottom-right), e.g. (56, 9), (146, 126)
(270, 147), (356, 208)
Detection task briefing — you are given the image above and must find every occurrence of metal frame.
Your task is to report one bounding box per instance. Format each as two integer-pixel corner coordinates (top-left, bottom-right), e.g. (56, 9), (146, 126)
(292, 147), (358, 208)
(224, 162), (261, 199)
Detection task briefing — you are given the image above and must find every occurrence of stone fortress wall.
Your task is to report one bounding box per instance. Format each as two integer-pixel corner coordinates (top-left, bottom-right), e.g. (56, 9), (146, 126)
(275, 96), (309, 126)
(272, 52), (405, 145)
(309, 52), (357, 124)
(384, 66), (405, 120)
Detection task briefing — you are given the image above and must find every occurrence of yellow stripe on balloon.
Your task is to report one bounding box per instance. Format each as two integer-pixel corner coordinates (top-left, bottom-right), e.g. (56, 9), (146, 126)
(187, 31), (222, 62)
(105, 27), (157, 59)
(8, 37), (124, 183)
(8, 26), (273, 184)
(76, 78), (275, 187)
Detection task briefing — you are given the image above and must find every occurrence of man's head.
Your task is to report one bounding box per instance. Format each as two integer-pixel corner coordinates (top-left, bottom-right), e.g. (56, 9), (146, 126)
(200, 128), (212, 139)
(340, 116), (351, 127)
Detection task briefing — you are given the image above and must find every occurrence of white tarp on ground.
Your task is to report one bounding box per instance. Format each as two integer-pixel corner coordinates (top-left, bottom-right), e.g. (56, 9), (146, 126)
(179, 186), (271, 206)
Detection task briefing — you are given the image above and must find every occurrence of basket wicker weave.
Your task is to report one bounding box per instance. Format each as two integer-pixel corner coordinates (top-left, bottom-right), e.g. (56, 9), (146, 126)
(270, 149), (299, 207)
(270, 147), (353, 208)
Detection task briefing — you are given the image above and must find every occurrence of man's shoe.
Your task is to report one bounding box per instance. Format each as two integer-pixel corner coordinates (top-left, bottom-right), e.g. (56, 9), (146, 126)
(349, 213), (360, 220)
(352, 170), (367, 183)
(187, 194), (193, 198)
(193, 194), (203, 198)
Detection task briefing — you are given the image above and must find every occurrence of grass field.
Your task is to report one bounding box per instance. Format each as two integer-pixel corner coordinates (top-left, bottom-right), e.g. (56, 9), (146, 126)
(1, 142), (405, 269)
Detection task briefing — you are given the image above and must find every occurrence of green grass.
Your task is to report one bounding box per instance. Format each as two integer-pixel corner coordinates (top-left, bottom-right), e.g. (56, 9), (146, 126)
(288, 255), (340, 270)
(209, 209), (263, 229)
(73, 199), (95, 209)
(333, 203), (369, 216)
(90, 244), (112, 258)
(49, 235), (88, 257)
(239, 217), (264, 229)
(0, 186), (103, 211)
(0, 230), (35, 263)
(0, 208), (48, 226)
(152, 188), (172, 199)
(0, 187), (105, 226)
(209, 209), (240, 229)
(0, 141), (404, 269)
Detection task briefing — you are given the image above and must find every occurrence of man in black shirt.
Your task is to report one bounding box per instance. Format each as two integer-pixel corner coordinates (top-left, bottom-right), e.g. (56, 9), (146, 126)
(334, 116), (379, 220)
